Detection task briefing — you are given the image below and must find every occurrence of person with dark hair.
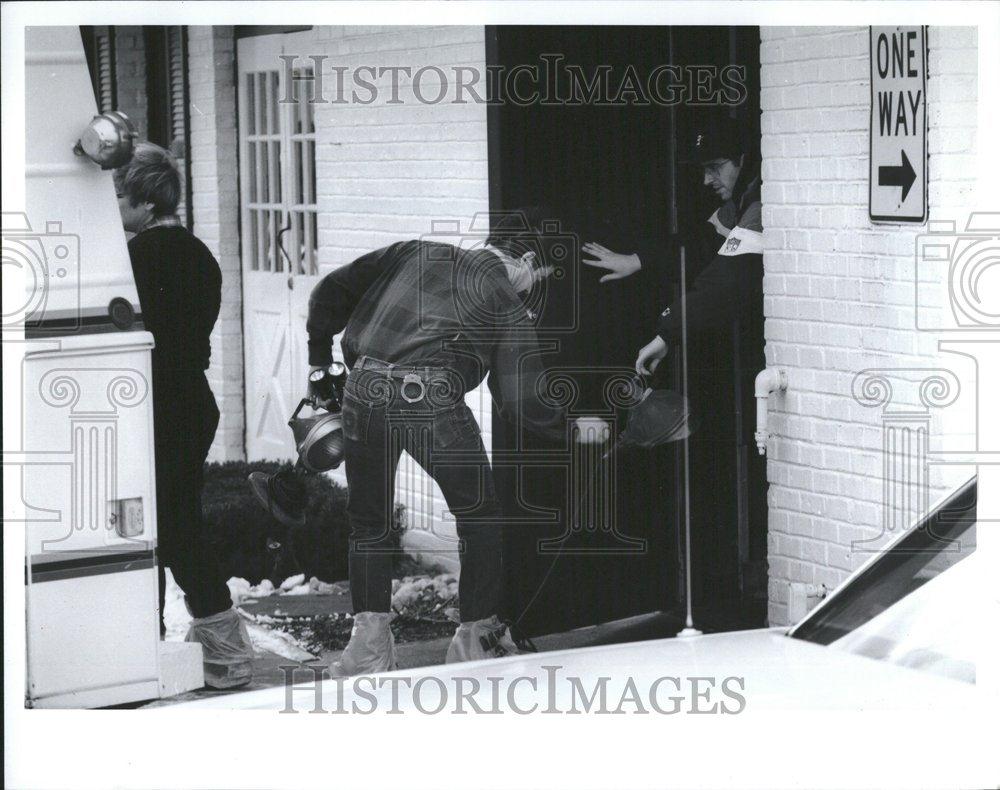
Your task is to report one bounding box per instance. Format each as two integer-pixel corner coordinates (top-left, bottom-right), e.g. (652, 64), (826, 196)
(578, 115), (763, 377)
(279, 216), (607, 676)
(115, 142), (254, 690)
(635, 116), (762, 376)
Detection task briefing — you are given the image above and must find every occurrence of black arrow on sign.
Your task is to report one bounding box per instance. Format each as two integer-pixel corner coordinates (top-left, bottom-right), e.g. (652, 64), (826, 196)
(878, 149), (917, 202)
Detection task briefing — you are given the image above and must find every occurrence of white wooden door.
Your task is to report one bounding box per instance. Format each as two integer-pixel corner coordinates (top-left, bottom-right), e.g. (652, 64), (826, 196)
(238, 33), (320, 461)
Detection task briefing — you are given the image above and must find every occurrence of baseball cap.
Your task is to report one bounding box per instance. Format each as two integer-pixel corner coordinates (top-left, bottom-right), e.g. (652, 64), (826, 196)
(681, 113), (747, 165)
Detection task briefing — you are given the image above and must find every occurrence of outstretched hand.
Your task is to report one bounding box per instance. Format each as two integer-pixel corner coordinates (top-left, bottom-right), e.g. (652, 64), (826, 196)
(582, 243), (641, 283)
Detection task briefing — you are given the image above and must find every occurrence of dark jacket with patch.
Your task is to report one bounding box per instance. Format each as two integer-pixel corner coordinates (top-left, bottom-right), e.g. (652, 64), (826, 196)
(655, 164), (765, 442)
(656, 164), (763, 341)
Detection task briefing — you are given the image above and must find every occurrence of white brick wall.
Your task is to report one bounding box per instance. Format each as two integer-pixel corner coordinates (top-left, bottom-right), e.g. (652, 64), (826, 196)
(306, 25), (491, 565)
(760, 26), (978, 625)
(187, 26), (246, 462)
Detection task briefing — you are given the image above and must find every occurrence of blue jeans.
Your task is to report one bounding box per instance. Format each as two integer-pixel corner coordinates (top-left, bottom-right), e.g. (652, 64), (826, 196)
(341, 357), (504, 621)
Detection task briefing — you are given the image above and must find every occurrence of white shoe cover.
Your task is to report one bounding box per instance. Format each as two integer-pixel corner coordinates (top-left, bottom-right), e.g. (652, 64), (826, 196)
(330, 612), (397, 677)
(186, 607), (254, 690)
(446, 615), (522, 664)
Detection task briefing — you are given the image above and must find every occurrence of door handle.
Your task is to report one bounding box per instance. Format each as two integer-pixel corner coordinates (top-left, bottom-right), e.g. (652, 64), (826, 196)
(287, 275), (294, 291)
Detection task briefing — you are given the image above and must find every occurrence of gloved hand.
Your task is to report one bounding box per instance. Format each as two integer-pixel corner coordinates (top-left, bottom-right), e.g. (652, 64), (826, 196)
(307, 366), (339, 410)
(503, 251), (555, 294)
(574, 416), (611, 444)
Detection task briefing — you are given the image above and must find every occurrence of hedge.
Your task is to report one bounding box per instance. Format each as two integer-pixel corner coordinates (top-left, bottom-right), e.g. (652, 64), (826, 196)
(200, 460), (403, 586)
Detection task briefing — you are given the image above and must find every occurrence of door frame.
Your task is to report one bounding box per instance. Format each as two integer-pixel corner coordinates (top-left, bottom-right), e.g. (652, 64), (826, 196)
(485, 24), (768, 632)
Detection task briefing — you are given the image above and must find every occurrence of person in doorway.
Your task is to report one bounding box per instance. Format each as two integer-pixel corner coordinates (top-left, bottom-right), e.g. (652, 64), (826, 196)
(282, 214), (606, 676)
(581, 115), (763, 378)
(115, 142), (254, 690)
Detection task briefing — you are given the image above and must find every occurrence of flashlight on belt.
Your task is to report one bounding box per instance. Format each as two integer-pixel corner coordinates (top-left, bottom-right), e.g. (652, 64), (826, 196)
(308, 361), (347, 410)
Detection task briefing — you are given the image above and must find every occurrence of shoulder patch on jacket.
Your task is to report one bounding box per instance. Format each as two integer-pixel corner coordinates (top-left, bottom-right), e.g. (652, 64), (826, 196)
(718, 225), (764, 256)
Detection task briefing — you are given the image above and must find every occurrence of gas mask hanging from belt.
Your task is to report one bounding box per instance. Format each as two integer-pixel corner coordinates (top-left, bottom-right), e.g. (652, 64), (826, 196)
(289, 362), (348, 473)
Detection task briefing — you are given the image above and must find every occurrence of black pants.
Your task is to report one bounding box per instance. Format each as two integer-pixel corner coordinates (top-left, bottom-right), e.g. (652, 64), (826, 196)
(154, 372), (231, 624)
(342, 358), (504, 621)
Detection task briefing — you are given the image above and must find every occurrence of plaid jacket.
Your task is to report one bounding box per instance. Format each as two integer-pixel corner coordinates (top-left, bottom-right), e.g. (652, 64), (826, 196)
(307, 239), (565, 440)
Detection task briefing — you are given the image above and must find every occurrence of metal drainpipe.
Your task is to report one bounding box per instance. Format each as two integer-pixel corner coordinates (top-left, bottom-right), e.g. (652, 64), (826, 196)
(754, 368), (788, 456)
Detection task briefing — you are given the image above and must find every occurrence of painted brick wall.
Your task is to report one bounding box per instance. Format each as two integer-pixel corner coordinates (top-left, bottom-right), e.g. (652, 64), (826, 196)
(187, 26), (246, 462)
(759, 27), (978, 625)
(307, 25), (492, 566)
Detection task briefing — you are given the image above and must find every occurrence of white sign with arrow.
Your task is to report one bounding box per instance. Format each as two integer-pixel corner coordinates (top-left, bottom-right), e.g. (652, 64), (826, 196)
(869, 26), (927, 224)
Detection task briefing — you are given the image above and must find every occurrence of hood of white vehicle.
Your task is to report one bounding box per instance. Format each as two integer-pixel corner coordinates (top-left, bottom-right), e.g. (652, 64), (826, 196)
(173, 628), (977, 713)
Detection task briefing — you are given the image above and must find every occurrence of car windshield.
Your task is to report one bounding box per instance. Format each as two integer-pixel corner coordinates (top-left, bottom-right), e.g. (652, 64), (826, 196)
(790, 477), (977, 683)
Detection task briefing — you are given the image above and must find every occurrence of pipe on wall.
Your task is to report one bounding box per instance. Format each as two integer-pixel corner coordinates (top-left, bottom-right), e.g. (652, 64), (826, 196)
(754, 367), (787, 456)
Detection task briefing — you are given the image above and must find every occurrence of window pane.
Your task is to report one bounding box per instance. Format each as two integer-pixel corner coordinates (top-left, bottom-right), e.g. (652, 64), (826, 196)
(270, 139), (282, 203)
(248, 211), (258, 271)
(291, 140), (302, 203)
(260, 139), (270, 205)
(291, 211), (303, 275)
(291, 71), (302, 135)
(256, 71), (266, 137)
(247, 140), (258, 202)
(256, 210), (268, 272)
(271, 210), (282, 272)
(305, 139), (316, 205)
(269, 71), (279, 135)
(307, 211), (317, 275)
(246, 73), (256, 136)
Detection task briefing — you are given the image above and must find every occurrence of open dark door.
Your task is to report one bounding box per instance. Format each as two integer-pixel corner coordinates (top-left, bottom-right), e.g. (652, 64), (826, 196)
(489, 26), (766, 637)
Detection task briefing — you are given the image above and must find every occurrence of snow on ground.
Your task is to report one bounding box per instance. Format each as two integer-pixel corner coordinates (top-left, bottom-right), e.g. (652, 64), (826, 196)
(162, 569), (456, 661)
(392, 573), (458, 610)
(237, 616), (316, 662)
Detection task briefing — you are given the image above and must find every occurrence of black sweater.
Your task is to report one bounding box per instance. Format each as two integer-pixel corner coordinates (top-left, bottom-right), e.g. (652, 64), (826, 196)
(127, 226), (222, 378)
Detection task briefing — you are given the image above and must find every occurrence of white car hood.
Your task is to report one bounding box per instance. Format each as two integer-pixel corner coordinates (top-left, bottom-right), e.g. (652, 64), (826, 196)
(173, 627), (977, 712)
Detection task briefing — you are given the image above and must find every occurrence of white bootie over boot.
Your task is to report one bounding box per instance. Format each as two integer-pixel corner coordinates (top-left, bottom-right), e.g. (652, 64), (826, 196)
(186, 607), (254, 690)
(446, 615), (524, 664)
(330, 612), (397, 677)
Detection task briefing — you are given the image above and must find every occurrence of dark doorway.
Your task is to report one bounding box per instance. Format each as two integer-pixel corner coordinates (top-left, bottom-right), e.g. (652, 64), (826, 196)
(488, 26), (767, 638)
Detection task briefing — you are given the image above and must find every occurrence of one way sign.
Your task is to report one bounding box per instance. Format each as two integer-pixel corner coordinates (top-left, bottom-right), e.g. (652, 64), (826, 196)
(869, 26), (927, 223)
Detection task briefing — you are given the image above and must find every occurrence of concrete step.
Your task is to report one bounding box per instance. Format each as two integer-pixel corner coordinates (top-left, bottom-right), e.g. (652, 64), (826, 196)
(158, 641), (203, 698)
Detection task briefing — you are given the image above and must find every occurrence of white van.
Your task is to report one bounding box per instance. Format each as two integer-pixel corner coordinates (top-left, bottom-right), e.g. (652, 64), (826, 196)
(14, 26), (202, 708)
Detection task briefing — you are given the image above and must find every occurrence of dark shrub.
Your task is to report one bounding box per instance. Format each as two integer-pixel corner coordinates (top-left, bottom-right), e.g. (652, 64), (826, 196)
(202, 461), (360, 585)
